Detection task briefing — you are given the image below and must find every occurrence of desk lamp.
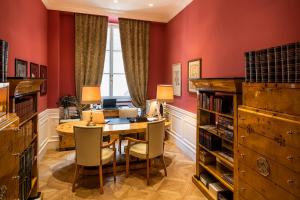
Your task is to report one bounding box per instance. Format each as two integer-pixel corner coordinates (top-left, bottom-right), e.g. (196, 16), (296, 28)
(81, 86), (101, 126)
(156, 84), (174, 120)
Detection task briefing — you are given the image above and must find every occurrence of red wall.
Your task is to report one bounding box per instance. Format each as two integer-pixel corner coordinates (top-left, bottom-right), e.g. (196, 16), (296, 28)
(0, 0), (48, 112)
(164, 0), (300, 113)
(148, 22), (166, 99)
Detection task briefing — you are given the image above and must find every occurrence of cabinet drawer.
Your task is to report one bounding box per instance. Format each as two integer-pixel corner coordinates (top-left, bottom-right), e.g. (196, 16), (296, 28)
(242, 83), (300, 116)
(238, 163), (298, 200)
(238, 127), (300, 172)
(239, 106), (300, 149)
(238, 179), (266, 200)
(238, 145), (300, 197)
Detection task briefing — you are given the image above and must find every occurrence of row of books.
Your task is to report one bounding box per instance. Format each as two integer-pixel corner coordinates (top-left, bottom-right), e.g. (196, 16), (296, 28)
(16, 98), (35, 122)
(199, 129), (222, 151)
(245, 41), (300, 83)
(216, 116), (233, 131)
(200, 125), (234, 143)
(201, 93), (233, 115)
(199, 173), (233, 200)
(0, 39), (8, 82)
(19, 145), (34, 200)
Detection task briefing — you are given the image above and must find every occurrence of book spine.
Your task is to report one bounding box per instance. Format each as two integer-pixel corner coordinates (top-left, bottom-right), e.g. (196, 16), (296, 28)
(249, 51), (256, 82)
(296, 42), (300, 83)
(287, 43), (296, 83)
(267, 48), (275, 83)
(245, 52), (250, 82)
(255, 51), (261, 82)
(281, 45), (288, 82)
(260, 49), (268, 83)
(274, 46), (282, 83)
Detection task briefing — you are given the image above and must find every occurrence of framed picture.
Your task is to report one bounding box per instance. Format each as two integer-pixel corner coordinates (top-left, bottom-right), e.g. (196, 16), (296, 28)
(30, 63), (39, 78)
(172, 63), (181, 96)
(188, 58), (202, 93)
(15, 59), (28, 78)
(40, 65), (47, 96)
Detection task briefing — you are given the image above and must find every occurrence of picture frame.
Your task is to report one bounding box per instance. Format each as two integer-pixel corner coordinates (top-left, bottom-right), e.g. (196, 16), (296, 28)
(40, 65), (47, 96)
(15, 59), (28, 78)
(30, 62), (39, 78)
(172, 63), (181, 96)
(188, 58), (202, 93)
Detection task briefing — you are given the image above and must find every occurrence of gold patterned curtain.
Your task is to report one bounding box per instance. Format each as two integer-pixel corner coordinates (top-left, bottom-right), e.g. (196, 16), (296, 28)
(119, 18), (149, 110)
(75, 13), (108, 99)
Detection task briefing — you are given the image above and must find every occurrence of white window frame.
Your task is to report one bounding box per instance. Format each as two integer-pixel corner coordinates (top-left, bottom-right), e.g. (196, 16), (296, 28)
(103, 23), (131, 101)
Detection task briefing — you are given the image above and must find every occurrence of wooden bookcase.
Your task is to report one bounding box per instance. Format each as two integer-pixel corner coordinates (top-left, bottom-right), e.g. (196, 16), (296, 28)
(191, 78), (243, 200)
(6, 78), (43, 200)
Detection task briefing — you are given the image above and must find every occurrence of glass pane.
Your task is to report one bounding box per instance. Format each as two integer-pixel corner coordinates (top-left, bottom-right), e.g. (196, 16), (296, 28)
(113, 51), (124, 73)
(104, 51), (110, 73)
(101, 74), (110, 97)
(106, 28), (110, 50)
(113, 74), (129, 97)
(113, 27), (121, 51)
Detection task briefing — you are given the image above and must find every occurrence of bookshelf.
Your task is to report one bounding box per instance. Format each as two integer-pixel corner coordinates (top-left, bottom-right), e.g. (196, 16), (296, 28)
(6, 78), (43, 200)
(191, 78), (243, 200)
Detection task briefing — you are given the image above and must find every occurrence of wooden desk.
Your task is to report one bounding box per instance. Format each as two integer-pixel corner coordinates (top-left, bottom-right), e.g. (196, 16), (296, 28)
(56, 120), (171, 150)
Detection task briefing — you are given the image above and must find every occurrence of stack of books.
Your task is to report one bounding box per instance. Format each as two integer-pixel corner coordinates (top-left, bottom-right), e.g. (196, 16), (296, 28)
(245, 41), (300, 83)
(15, 98), (34, 122)
(20, 120), (33, 147)
(199, 129), (222, 151)
(0, 39), (8, 82)
(201, 94), (233, 115)
(19, 145), (34, 200)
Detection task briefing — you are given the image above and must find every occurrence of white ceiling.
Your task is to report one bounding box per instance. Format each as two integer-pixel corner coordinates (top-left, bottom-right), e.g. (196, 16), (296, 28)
(42, 0), (193, 23)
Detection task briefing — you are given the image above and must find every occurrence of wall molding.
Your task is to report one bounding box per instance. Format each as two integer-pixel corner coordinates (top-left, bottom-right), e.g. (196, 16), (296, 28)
(166, 104), (197, 161)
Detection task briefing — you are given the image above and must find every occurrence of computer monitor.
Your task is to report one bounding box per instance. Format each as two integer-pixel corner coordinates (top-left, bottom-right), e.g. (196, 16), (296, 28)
(102, 99), (117, 109)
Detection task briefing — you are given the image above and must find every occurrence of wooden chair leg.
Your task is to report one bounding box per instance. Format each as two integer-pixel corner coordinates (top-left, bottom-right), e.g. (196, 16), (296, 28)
(161, 155), (167, 176)
(72, 164), (80, 192)
(118, 138), (122, 154)
(99, 165), (104, 194)
(113, 149), (117, 182)
(126, 150), (130, 177)
(147, 156), (150, 185)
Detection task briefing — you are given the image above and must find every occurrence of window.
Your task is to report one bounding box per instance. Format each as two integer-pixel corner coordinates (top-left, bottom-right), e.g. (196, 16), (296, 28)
(101, 24), (130, 100)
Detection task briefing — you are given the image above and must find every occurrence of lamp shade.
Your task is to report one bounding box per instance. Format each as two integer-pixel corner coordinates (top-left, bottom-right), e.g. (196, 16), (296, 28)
(156, 84), (174, 102)
(81, 86), (101, 104)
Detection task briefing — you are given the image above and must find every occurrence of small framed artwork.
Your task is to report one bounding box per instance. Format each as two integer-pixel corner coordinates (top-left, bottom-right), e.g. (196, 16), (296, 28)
(15, 59), (28, 78)
(30, 63), (39, 78)
(40, 65), (47, 96)
(188, 58), (202, 93)
(172, 63), (181, 96)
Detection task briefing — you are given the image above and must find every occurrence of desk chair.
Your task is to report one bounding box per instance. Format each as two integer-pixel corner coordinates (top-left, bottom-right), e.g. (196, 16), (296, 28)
(72, 126), (117, 194)
(118, 108), (139, 153)
(125, 120), (167, 185)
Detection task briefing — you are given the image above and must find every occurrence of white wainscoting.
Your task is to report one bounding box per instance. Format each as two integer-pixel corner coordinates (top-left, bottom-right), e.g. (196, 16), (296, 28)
(37, 108), (59, 160)
(37, 106), (197, 161)
(166, 105), (197, 160)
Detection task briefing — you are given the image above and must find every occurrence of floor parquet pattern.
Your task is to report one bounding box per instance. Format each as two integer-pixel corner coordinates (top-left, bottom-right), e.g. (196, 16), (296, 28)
(39, 137), (207, 200)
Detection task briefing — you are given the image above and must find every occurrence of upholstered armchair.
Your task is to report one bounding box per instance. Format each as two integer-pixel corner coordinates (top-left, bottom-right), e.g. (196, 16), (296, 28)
(72, 126), (117, 194)
(118, 108), (139, 153)
(125, 120), (167, 185)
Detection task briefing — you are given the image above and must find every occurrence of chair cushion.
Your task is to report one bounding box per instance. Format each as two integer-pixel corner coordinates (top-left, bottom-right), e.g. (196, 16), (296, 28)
(101, 148), (114, 165)
(129, 143), (147, 159)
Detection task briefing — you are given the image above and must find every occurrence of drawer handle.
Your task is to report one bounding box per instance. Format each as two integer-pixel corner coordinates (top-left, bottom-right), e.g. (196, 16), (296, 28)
(287, 179), (295, 184)
(241, 135), (246, 140)
(12, 176), (20, 180)
(240, 187), (247, 191)
(240, 153), (246, 158)
(12, 153), (21, 156)
(286, 130), (294, 135)
(240, 170), (246, 174)
(286, 155), (294, 160)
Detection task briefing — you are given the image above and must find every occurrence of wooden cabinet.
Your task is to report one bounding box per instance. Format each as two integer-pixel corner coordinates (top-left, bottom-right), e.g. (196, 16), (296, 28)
(0, 78), (43, 200)
(191, 78), (243, 200)
(237, 83), (300, 200)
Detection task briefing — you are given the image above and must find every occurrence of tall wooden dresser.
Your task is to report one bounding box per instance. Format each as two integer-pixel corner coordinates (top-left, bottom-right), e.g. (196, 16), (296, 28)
(237, 83), (300, 200)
